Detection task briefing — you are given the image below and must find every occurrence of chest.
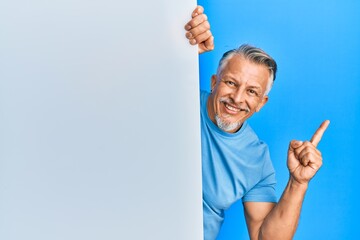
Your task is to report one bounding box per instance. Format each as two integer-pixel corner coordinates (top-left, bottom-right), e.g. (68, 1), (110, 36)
(201, 132), (265, 210)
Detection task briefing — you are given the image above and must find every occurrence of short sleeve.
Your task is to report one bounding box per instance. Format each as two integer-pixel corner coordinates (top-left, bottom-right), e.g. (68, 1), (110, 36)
(242, 152), (277, 203)
(242, 172), (277, 202)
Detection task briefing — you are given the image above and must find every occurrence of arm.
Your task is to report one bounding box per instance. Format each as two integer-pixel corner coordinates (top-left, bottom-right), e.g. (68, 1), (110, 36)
(184, 6), (214, 54)
(244, 120), (330, 240)
(244, 178), (308, 240)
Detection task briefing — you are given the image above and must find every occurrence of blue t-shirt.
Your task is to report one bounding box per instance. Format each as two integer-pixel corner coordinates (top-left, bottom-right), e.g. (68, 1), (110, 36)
(200, 91), (277, 240)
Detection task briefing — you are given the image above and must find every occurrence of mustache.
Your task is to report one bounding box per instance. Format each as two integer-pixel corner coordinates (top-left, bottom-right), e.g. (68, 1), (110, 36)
(219, 97), (250, 113)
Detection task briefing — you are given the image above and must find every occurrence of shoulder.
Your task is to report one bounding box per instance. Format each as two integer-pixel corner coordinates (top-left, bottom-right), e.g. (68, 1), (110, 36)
(200, 90), (210, 103)
(242, 123), (267, 146)
(241, 123), (271, 161)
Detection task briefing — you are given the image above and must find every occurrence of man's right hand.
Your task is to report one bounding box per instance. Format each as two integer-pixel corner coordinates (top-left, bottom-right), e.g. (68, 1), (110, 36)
(184, 6), (214, 54)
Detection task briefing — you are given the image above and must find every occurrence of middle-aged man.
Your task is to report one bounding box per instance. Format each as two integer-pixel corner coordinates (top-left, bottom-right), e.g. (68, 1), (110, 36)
(184, 6), (330, 240)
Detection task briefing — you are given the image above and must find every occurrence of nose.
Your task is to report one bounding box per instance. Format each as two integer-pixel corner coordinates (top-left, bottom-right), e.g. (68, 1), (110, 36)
(232, 87), (246, 104)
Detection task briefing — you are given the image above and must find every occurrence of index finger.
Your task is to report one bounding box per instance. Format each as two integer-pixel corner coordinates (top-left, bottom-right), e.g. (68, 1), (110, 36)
(310, 120), (330, 147)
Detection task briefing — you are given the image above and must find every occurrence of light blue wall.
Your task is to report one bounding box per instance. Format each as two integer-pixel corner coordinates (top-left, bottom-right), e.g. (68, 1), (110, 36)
(198, 0), (360, 239)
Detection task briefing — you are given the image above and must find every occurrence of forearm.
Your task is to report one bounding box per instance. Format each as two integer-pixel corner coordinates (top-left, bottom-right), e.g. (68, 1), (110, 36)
(258, 177), (308, 240)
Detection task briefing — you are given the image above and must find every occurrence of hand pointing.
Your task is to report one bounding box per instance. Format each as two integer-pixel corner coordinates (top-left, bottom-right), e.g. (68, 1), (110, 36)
(287, 120), (330, 185)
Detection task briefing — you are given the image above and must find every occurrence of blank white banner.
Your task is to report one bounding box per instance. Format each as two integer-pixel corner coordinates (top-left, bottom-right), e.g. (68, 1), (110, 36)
(0, 1), (202, 239)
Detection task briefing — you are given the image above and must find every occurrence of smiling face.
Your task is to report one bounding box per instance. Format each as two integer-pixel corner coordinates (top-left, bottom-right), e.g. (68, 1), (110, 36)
(207, 55), (271, 133)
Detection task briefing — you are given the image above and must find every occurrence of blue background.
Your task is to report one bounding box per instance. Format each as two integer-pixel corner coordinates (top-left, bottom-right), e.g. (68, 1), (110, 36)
(197, 0), (360, 239)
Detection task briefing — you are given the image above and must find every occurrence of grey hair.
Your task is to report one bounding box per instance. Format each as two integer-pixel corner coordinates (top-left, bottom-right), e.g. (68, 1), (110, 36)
(216, 44), (278, 95)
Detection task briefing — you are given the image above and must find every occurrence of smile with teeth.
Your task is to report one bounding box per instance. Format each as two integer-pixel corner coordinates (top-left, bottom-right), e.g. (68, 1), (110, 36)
(222, 101), (250, 114)
(224, 103), (240, 113)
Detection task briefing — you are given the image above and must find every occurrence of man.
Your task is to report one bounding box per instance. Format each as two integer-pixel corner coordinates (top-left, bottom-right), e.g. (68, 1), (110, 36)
(185, 6), (330, 240)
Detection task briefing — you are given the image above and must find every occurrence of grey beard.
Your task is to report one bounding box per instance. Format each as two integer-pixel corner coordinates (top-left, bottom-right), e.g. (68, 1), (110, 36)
(215, 114), (242, 132)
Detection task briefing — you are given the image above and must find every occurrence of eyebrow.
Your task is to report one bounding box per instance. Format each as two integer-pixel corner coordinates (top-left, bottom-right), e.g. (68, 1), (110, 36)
(222, 75), (263, 91)
(248, 86), (261, 90)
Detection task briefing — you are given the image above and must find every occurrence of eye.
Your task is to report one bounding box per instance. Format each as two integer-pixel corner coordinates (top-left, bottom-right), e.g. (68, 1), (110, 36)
(247, 89), (259, 96)
(224, 80), (236, 87)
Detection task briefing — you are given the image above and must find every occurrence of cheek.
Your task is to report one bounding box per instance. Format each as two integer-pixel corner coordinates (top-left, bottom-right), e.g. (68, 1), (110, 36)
(248, 98), (262, 109)
(215, 85), (232, 94)
(210, 93), (222, 114)
(213, 90), (225, 104)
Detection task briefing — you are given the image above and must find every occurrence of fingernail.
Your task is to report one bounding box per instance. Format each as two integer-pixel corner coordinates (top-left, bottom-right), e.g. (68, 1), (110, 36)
(186, 32), (192, 38)
(185, 25), (191, 30)
(190, 39), (197, 45)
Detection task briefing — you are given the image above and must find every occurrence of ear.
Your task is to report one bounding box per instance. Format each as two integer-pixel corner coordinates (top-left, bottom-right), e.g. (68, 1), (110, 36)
(211, 75), (217, 92)
(256, 95), (269, 112)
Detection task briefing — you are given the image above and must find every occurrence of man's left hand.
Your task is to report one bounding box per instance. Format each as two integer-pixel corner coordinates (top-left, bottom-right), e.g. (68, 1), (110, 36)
(287, 120), (330, 185)
(184, 6), (214, 54)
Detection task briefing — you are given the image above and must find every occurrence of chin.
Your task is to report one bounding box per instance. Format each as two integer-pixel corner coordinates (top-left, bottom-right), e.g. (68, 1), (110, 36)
(215, 114), (243, 132)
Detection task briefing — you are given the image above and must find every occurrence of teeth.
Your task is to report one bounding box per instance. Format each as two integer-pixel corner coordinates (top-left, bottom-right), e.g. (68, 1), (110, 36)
(225, 103), (240, 112)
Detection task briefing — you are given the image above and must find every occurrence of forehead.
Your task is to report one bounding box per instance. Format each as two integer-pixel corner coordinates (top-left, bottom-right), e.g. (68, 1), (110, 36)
(220, 55), (270, 81)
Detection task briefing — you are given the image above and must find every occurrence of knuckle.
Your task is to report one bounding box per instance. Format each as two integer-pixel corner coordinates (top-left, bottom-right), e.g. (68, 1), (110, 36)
(198, 13), (207, 21)
(204, 14), (208, 21)
(205, 21), (211, 30)
(305, 146), (312, 152)
(316, 157), (322, 164)
(198, 14), (207, 24)
(196, 31), (211, 43)
(201, 21), (210, 31)
(205, 30), (211, 37)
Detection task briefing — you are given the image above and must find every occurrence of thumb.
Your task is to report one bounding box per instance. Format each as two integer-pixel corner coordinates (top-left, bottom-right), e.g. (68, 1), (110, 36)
(289, 140), (303, 151)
